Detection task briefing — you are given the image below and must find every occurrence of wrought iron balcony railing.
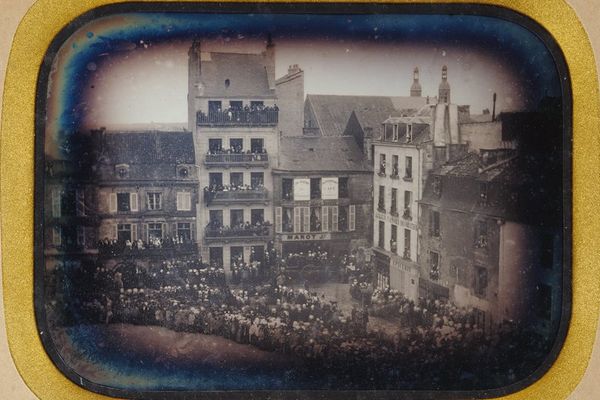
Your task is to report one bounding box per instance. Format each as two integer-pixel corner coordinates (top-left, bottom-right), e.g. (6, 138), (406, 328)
(197, 110), (278, 126)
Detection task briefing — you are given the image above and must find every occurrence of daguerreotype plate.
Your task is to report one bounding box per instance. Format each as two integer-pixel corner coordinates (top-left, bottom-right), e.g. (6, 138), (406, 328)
(2, 1), (599, 399)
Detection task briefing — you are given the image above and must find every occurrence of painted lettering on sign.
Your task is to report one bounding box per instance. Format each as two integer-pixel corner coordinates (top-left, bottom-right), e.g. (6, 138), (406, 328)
(322, 177), (338, 200)
(293, 178), (310, 201)
(282, 233), (332, 241)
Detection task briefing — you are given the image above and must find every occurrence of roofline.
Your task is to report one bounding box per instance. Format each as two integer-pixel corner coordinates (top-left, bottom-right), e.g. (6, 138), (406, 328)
(272, 168), (373, 175)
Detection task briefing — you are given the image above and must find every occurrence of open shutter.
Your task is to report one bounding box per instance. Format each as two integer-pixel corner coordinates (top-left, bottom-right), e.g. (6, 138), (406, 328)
(275, 207), (282, 233)
(302, 207), (310, 233)
(76, 189), (85, 216)
(109, 193), (117, 213)
(141, 223), (148, 242)
(130, 192), (139, 212)
(293, 207), (301, 233)
(331, 206), (339, 232)
(52, 227), (62, 246)
(52, 190), (61, 217)
(349, 205), (356, 231)
(186, 193), (192, 211)
(322, 206), (329, 232)
(131, 224), (138, 241)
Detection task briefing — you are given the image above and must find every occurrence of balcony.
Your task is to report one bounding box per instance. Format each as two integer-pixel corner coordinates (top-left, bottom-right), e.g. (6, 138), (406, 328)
(204, 225), (273, 242)
(204, 187), (269, 205)
(403, 208), (413, 221)
(98, 241), (198, 258)
(197, 109), (278, 127)
(204, 153), (269, 168)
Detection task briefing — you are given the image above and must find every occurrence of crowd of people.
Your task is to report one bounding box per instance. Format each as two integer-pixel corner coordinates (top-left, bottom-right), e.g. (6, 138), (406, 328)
(205, 220), (272, 238)
(97, 236), (194, 256)
(197, 104), (279, 124)
(48, 251), (552, 390)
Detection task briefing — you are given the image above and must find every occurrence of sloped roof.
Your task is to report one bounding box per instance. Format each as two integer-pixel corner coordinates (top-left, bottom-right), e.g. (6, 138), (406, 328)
(278, 136), (372, 172)
(307, 94), (427, 137)
(199, 52), (274, 98)
(102, 131), (195, 165)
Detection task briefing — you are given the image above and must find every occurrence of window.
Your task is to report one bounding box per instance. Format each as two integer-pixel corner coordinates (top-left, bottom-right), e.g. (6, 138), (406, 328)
(282, 178), (293, 200)
(475, 220), (488, 248)
(390, 224), (398, 253)
(474, 266), (488, 297)
(52, 226), (62, 246)
(251, 172), (264, 189)
(209, 172), (223, 188)
(251, 209), (264, 225)
(536, 284), (552, 320)
(117, 224), (132, 242)
(302, 206), (310, 233)
(338, 206), (348, 232)
(541, 234), (554, 269)
(391, 155), (399, 177)
(117, 193), (130, 212)
(430, 251), (440, 280)
(430, 210), (440, 237)
(230, 172), (244, 188)
(208, 100), (222, 113)
(250, 101), (264, 109)
(349, 205), (356, 231)
(404, 229), (411, 259)
(250, 138), (264, 153)
(176, 192), (192, 211)
(378, 185), (385, 212)
(209, 210), (223, 227)
(147, 192), (162, 211)
(338, 177), (349, 198)
(379, 154), (386, 175)
(177, 222), (192, 241)
(378, 221), (385, 249)
(310, 178), (321, 199)
(148, 223), (163, 241)
(231, 246), (244, 265)
(405, 156), (413, 180)
(390, 188), (398, 215)
(282, 207), (294, 232)
(111, 192), (138, 213)
(392, 124), (399, 141)
(229, 100), (242, 110)
(310, 207), (322, 232)
(230, 138), (243, 153)
(208, 138), (222, 153)
(384, 124), (393, 140)
(403, 191), (412, 220)
(406, 124), (413, 142)
(230, 209), (244, 227)
(479, 182), (488, 205)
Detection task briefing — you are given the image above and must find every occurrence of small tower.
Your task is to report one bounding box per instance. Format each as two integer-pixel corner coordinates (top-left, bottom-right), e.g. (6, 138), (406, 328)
(410, 67), (422, 97)
(265, 33), (276, 90)
(438, 65), (451, 103)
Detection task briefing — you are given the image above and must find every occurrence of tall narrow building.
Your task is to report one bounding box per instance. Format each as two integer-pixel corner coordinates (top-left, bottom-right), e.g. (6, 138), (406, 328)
(438, 65), (451, 103)
(410, 67), (422, 97)
(188, 37), (279, 269)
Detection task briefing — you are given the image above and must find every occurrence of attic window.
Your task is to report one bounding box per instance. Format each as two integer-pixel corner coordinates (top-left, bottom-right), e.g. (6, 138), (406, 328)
(224, 78), (230, 88)
(308, 148), (314, 152)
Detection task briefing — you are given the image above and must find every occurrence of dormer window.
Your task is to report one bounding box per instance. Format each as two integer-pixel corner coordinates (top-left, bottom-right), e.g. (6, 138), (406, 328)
(179, 166), (190, 178)
(115, 164), (129, 179)
(392, 124), (399, 141)
(406, 124), (413, 143)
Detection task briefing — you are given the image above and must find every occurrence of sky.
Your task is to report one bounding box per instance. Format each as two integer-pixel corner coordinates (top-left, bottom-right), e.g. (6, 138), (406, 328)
(45, 12), (563, 139)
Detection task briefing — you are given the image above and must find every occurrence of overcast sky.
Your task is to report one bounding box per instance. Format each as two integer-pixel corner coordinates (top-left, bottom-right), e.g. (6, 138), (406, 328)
(46, 12), (561, 135)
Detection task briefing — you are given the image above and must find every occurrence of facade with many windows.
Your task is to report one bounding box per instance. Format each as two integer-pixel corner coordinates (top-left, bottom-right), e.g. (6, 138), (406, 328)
(418, 151), (562, 333)
(272, 136), (372, 257)
(188, 39), (279, 269)
(95, 130), (199, 262)
(372, 109), (433, 299)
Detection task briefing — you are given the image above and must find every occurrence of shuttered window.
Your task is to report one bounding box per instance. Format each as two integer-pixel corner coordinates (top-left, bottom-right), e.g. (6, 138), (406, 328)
(177, 192), (192, 211)
(322, 206), (329, 232)
(293, 207), (302, 233)
(349, 205), (356, 231)
(331, 206), (338, 232)
(275, 207), (282, 233)
(302, 207), (310, 233)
